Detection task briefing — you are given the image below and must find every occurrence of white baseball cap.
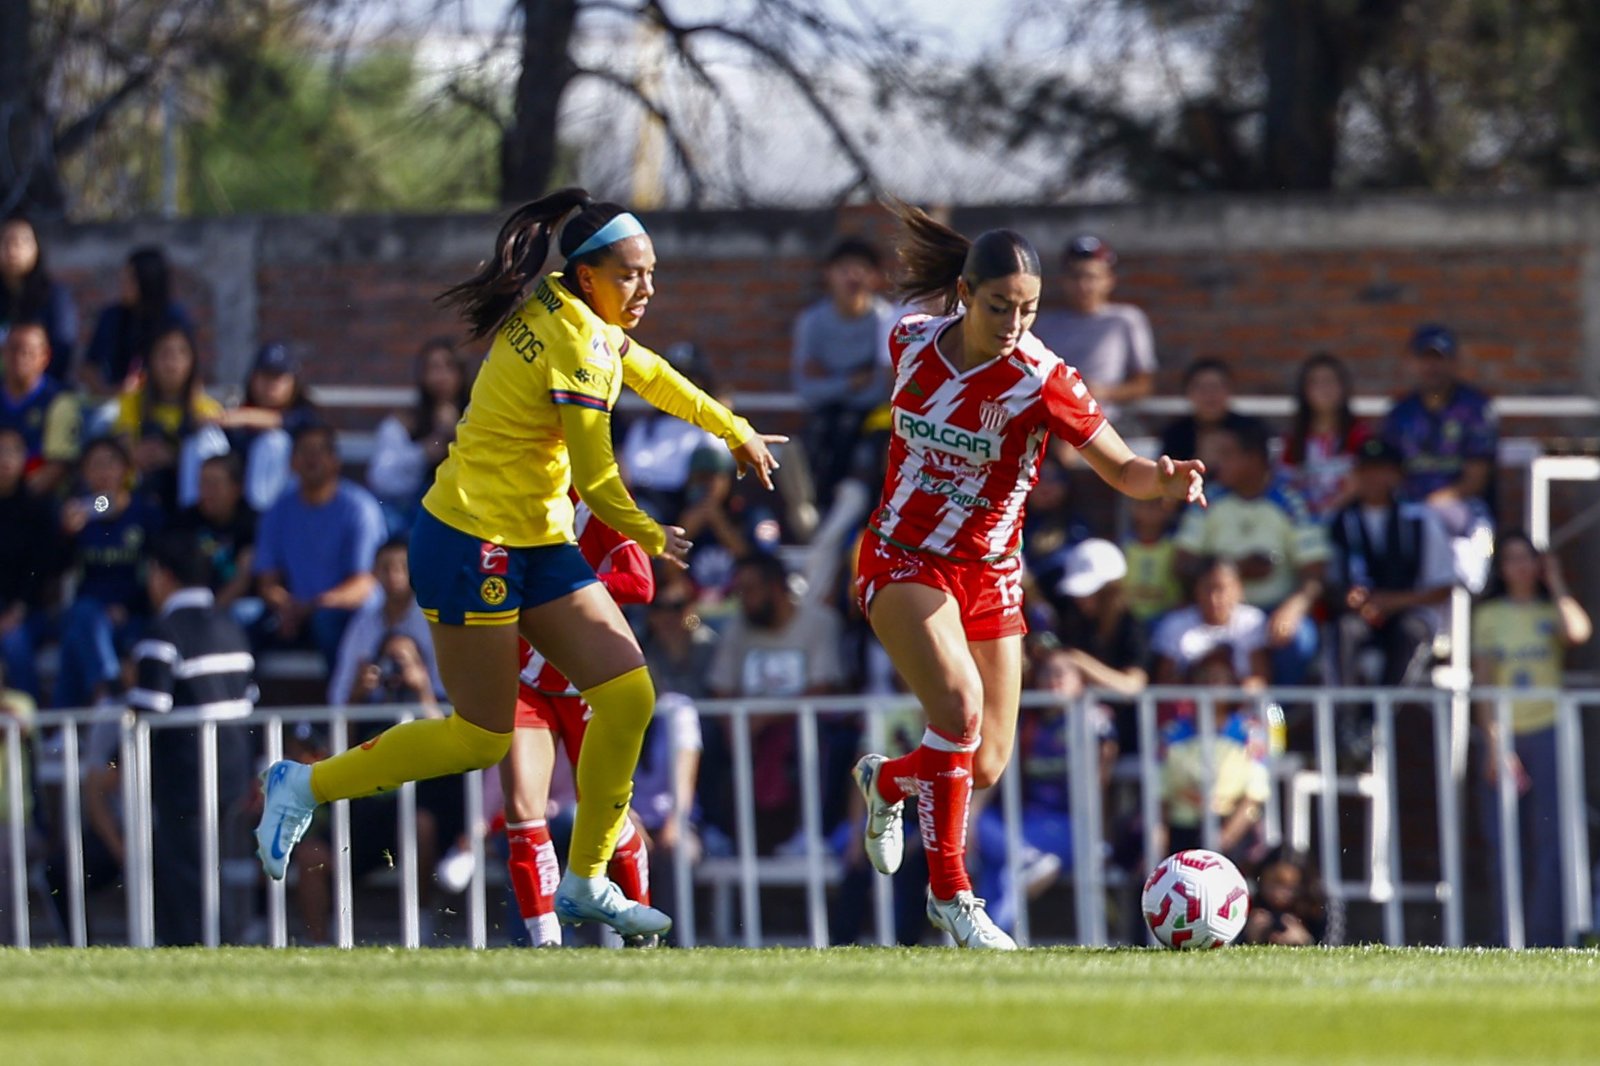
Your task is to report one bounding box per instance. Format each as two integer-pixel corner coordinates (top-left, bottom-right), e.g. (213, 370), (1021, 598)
(1057, 538), (1127, 598)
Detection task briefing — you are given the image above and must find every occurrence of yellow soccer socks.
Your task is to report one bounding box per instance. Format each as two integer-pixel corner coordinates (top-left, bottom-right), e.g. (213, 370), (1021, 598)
(310, 712), (512, 804)
(568, 665), (656, 877)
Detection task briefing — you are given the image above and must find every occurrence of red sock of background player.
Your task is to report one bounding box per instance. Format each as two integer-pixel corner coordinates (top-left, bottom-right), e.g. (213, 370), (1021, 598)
(874, 748), (920, 804)
(607, 818), (651, 905)
(916, 727), (978, 900)
(506, 820), (561, 946)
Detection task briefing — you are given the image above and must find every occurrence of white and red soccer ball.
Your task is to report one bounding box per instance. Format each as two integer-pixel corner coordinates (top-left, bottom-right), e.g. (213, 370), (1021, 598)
(1141, 849), (1251, 949)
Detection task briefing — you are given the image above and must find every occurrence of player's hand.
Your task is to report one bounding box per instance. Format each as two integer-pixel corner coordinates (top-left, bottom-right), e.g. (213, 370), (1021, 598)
(731, 433), (788, 491)
(1156, 455), (1206, 507)
(658, 524), (693, 570)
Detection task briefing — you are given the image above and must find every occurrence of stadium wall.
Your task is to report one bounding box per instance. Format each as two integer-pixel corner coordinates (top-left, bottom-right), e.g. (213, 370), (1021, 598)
(34, 193), (1600, 401)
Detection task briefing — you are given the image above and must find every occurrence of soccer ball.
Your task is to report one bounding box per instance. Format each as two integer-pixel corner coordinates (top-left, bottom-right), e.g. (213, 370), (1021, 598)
(1141, 849), (1250, 949)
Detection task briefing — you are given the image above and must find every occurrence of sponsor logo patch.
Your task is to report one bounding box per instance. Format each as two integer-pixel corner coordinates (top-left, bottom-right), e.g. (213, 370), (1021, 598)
(479, 543), (508, 575)
(480, 576), (509, 607)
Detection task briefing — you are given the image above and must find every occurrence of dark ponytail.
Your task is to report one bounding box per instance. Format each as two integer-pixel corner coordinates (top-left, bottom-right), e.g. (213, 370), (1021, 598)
(886, 197), (1042, 315)
(438, 187), (593, 339)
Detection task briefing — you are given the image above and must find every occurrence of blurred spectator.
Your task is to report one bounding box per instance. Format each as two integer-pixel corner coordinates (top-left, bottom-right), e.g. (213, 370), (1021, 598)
(328, 536), (443, 707)
(1052, 539), (1150, 696)
(55, 438), (165, 708)
(639, 572), (719, 700)
(1382, 324), (1498, 535)
(253, 424), (384, 665)
(0, 426), (63, 698)
(0, 215), (78, 383)
(1, 321), (80, 495)
(1161, 647), (1269, 862)
(1473, 532), (1591, 947)
(219, 342), (319, 512)
(0, 656), (35, 942)
(1152, 558), (1270, 688)
(1031, 235), (1155, 419)
(1242, 846), (1327, 946)
(1122, 496), (1182, 626)
(84, 245), (192, 394)
(1020, 457), (1091, 598)
(112, 325), (223, 512)
(1327, 438), (1455, 686)
(708, 553), (846, 850)
(171, 454), (257, 615)
(975, 650), (1118, 933)
(620, 342), (719, 521)
(1280, 352), (1370, 520)
(126, 529), (255, 945)
(1158, 357), (1268, 470)
(679, 444), (781, 612)
(367, 337), (470, 535)
(630, 692), (705, 923)
(292, 630), (447, 945)
(792, 237), (896, 508)
(1174, 419), (1328, 684)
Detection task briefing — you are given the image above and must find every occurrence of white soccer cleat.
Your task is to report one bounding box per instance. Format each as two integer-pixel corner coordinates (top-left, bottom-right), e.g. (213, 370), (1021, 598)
(927, 889), (1018, 950)
(853, 753), (905, 875)
(554, 871), (673, 939)
(255, 759), (318, 881)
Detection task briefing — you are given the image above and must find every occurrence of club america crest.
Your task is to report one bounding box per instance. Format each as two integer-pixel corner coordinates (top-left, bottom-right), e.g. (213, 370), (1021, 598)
(978, 400), (1011, 433)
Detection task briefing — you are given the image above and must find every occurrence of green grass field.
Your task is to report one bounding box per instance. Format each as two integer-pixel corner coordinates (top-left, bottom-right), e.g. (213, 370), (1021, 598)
(2, 946), (1597, 1064)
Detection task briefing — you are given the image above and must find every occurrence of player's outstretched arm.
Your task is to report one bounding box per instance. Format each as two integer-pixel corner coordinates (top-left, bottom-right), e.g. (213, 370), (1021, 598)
(1079, 422), (1207, 507)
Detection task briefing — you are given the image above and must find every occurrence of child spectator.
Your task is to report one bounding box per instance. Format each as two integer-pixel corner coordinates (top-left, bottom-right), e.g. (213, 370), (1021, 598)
(219, 342), (318, 512)
(1158, 357), (1269, 470)
(1382, 324), (1498, 535)
(1473, 532), (1591, 947)
(1122, 496), (1182, 626)
(974, 649), (1118, 933)
(791, 237), (897, 508)
(1, 321), (80, 495)
(1052, 538), (1150, 696)
(366, 337), (471, 536)
(54, 437), (165, 708)
(1175, 419), (1328, 684)
(1152, 558), (1270, 688)
(1280, 352), (1370, 521)
(171, 453), (257, 616)
(112, 324), (223, 512)
(327, 536), (443, 707)
(0, 426), (65, 697)
(253, 424), (385, 665)
(84, 245), (192, 394)
(1243, 846), (1327, 946)
(1161, 647), (1269, 862)
(0, 215), (78, 383)
(1030, 235), (1156, 419)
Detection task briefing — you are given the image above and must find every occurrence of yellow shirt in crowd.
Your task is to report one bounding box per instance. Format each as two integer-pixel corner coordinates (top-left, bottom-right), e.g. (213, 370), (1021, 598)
(1174, 483), (1330, 607)
(113, 391), (224, 440)
(1472, 600), (1564, 733)
(1123, 537), (1182, 622)
(424, 273), (752, 554)
(1162, 735), (1270, 830)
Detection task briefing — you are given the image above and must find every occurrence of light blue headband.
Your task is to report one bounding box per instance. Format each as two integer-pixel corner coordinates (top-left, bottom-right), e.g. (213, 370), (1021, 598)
(568, 212), (646, 260)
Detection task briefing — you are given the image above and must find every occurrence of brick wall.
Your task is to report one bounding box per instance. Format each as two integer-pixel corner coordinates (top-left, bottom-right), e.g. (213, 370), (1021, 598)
(36, 195), (1599, 406)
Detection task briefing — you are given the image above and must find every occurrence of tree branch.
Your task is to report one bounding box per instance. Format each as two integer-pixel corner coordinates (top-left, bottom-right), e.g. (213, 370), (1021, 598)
(53, 65), (158, 159)
(575, 65), (707, 206)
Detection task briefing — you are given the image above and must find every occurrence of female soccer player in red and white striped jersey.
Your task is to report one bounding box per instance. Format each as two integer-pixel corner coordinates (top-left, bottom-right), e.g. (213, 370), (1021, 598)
(853, 203), (1207, 948)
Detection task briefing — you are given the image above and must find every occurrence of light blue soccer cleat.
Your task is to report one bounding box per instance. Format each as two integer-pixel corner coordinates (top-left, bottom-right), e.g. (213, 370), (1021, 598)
(255, 759), (319, 881)
(554, 870), (673, 939)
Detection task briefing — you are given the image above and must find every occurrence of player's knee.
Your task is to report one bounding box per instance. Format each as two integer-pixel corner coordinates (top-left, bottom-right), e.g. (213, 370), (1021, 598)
(447, 712), (513, 770)
(927, 686), (982, 746)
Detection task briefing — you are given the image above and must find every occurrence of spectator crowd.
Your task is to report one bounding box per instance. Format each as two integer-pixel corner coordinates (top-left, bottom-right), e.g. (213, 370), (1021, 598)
(0, 216), (1585, 949)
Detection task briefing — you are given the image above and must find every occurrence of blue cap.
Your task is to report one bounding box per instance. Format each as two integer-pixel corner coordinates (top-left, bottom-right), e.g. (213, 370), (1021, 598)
(252, 342), (299, 375)
(1409, 324), (1457, 358)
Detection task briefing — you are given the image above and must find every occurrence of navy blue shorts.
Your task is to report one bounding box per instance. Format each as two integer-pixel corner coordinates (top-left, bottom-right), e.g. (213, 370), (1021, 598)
(409, 508), (597, 626)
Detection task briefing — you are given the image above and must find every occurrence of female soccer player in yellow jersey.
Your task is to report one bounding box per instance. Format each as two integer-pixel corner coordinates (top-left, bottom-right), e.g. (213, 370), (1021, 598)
(255, 189), (785, 938)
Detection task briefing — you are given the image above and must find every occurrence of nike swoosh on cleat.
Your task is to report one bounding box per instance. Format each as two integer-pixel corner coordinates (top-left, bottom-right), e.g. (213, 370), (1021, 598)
(270, 822), (289, 861)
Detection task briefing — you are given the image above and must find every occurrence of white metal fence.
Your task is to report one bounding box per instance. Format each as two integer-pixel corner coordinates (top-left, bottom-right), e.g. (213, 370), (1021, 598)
(1, 686), (1592, 949)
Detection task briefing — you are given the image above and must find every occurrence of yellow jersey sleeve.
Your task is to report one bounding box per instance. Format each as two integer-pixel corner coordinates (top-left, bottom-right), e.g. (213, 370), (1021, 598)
(560, 402), (666, 555)
(547, 317), (621, 414)
(622, 341), (754, 447)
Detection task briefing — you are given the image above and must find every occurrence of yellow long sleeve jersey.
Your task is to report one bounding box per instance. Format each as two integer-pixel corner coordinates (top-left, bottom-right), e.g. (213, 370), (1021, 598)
(422, 273), (753, 555)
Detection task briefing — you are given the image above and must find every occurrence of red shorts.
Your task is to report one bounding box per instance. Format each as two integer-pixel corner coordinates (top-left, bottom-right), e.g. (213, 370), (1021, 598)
(514, 686), (590, 764)
(855, 529), (1027, 642)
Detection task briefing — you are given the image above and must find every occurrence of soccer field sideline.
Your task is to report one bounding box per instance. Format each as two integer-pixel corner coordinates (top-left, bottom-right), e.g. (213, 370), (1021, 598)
(3, 946), (1598, 1065)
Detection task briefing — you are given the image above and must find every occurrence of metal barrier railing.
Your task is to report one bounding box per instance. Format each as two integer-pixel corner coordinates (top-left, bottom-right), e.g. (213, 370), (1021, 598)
(0, 686), (1590, 949)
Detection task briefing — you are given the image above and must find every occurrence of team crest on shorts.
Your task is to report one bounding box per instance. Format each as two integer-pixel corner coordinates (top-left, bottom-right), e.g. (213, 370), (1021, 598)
(978, 400), (1011, 433)
(480, 576), (509, 606)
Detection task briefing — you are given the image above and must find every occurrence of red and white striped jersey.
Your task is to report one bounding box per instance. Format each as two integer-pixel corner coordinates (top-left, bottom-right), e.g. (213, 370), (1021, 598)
(869, 313), (1107, 562)
(519, 500), (654, 695)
